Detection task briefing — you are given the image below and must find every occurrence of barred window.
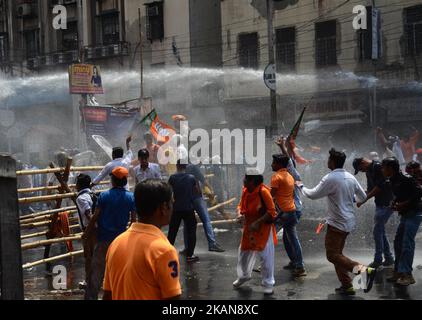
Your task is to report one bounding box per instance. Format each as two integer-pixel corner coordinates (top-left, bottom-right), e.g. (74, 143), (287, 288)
(315, 20), (337, 67)
(404, 5), (422, 57)
(239, 32), (258, 69)
(276, 27), (296, 72)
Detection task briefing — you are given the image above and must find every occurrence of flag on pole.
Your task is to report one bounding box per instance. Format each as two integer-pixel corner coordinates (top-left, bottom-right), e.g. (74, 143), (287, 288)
(141, 109), (175, 143)
(287, 107), (311, 165)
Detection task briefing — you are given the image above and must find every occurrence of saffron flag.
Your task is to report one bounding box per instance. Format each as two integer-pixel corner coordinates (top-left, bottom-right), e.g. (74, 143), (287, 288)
(141, 109), (175, 143)
(287, 107), (311, 165)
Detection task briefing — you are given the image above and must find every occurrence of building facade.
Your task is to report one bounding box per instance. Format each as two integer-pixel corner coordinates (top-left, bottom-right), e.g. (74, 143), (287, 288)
(220, 0), (422, 139)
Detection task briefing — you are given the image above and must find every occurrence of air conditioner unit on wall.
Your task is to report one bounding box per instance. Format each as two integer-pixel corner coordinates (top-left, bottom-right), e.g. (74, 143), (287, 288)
(16, 4), (32, 18)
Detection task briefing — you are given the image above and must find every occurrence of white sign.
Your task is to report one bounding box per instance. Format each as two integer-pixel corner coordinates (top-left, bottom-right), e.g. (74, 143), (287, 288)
(264, 63), (276, 91)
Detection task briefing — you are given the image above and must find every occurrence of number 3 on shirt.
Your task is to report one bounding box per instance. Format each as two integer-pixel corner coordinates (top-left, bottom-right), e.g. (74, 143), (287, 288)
(168, 261), (178, 278)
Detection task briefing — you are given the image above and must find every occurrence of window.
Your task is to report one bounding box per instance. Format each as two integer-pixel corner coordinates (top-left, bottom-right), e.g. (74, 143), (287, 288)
(276, 27), (296, 72)
(24, 29), (40, 58)
(146, 1), (164, 42)
(315, 20), (337, 67)
(238, 32), (258, 69)
(101, 12), (120, 45)
(0, 33), (8, 62)
(61, 21), (78, 51)
(404, 5), (422, 57)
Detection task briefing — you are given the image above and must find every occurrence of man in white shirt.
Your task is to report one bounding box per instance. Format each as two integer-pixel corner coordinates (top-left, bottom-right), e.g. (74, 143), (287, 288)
(75, 174), (97, 295)
(299, 148), (376, 296)
(92, 137), (133, 189)
(132, 149), (162, 184)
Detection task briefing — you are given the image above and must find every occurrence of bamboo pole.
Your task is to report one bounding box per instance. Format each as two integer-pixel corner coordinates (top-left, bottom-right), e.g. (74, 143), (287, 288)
(22, 250), (84, 269)
(205, 174), (214, 178)
(198, 218), (238, 227)
(19, 188), (107, 204)
(20, 210), (77, 224)
(20, 207), (78, 223)
(18, 181), (109, 194)
(21, 231), (47, 240)
(16, 166), (104, 176)
(22, 234), (82, 251)
(207, 198), (237, 213)
(20, 206), (76, 220)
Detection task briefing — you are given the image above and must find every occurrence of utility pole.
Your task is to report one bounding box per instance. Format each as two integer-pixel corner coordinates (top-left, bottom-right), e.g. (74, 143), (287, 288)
(266, 0), (278, 135)
(138, 7), (144, 99)
(74, 0), (85, 149)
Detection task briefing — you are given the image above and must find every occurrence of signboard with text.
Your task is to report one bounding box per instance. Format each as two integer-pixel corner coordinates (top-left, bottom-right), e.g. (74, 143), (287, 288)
(69, 64), (104, 94)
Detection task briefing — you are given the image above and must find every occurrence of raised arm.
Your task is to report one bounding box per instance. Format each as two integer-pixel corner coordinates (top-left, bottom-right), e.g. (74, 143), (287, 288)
(301, 176), (331, 200)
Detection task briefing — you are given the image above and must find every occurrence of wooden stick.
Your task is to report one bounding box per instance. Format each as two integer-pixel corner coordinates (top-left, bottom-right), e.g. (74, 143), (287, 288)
(16, 166), (104, 176)
(20, 206), (76, 220)
(198, 218), (238, 226)
(22, 234), (82, 250)
(22, 250), (84, 269)
(205, 174), (214, 178)
(207, 198), (237, 213)
(21, 231), (48, 240)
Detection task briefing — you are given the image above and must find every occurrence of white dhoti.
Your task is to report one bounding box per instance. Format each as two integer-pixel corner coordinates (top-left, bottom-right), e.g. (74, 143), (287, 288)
(236, 230), (275, 288)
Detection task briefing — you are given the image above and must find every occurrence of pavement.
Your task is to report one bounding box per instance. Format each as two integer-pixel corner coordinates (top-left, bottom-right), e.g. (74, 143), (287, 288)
(23, 218), (422, 300)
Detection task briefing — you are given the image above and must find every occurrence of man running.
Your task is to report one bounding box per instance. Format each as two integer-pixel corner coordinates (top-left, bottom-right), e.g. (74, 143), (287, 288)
(353, 157), (395, 269)
(299, 148), (376, 295)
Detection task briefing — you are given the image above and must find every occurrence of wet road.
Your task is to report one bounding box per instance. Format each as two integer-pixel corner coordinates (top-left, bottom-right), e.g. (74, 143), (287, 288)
(23, 217), (422, 300)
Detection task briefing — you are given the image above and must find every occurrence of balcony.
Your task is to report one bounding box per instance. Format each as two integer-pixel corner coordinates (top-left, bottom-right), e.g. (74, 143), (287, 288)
(26, 50), (79, 70)
(84, 42), (130, 61)
(24, 42), (130, 70)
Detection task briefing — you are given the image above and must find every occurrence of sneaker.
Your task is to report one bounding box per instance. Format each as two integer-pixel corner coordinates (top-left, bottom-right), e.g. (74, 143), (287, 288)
(364, 267), (377, 293)
(78, 281), (87, 290)
(368, 261), (383, 269)
(233, 277), (251, 289)
(262, 286), (274, 295)
(382, 258), (395, 268)
(335, 286), (356, 296)
(179, 248), (187, 255)
(293, 268), (307, 277)
(283, 262), (295, 270)
(186, 255), (200, 263)
(387, 272), (402, 283)
(209, 243), (225, 253)
(396, 274), (416, 286)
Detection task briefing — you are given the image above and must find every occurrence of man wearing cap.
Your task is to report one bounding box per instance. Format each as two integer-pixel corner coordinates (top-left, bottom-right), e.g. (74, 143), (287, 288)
(92, 137), (133, 189)
(354, 157), (395, 269)
(133, 149), (162, 184)
(84, 166), (136, 300)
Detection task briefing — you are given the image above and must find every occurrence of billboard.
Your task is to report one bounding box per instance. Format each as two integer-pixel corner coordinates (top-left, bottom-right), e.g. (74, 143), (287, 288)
(69, 64), (104, 94)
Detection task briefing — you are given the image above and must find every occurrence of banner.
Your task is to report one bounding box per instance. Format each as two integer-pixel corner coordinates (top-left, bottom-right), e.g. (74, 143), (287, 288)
(69, 64), (104, 94)
(141, 109), (175, 143)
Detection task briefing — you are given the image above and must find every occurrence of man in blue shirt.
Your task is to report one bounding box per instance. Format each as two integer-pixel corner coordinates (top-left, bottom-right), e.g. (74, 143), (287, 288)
(168, 161), (201, 263)
(83, 166), (136, 300)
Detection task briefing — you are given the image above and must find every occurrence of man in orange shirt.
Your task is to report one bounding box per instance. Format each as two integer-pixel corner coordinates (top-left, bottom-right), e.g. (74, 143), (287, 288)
(234, 173), (277, 295)
(103, 180), (181, 300)
(271, 154), (306, 277)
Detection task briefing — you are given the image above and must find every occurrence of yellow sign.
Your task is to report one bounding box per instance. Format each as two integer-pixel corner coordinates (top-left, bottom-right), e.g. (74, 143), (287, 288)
(69, 64), (104, 94)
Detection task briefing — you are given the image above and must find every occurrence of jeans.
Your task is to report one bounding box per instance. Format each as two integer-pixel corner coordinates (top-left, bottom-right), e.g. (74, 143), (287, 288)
(325, 225), (360, 288)
(85, 240), (112, 300)
(373, 206), (394, 263)
(277, 211), (304, 269)
(394, 213), (422, 274)
(184, 197), (216, 249)
(168, 210), (197, 257)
